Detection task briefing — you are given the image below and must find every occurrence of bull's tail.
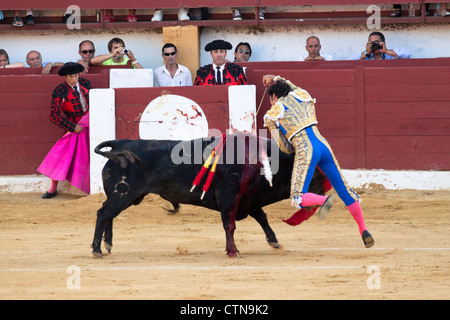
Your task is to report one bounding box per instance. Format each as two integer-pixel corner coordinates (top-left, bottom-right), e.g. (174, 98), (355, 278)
(95, 140), (144, 169)
(94, 140), (116, 158)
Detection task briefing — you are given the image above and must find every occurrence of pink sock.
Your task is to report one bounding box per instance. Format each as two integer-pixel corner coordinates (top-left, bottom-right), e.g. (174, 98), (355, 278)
(301, 193), (328, 207)
(347, 201), (367, 235)
(48, 180), (58, 193)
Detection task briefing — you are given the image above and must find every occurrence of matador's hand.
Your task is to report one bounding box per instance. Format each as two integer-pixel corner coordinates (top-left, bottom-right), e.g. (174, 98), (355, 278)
(263, 75), (276, 87)
(74, 124), (84, 133)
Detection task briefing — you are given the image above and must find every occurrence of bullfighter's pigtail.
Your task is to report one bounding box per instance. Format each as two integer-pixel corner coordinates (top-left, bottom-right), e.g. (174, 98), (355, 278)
(190, 134), (226, 199)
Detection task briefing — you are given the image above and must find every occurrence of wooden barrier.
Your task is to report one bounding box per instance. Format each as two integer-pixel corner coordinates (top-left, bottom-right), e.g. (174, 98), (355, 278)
(0, 72), (108, 175)
(0, 64), (129, 76)
(0, 58), (449, 176)
(244, 58), (450, 171)
(364, 66), (450, 170)
(114, 86), (230, 140)
(0, 0), (422, 10)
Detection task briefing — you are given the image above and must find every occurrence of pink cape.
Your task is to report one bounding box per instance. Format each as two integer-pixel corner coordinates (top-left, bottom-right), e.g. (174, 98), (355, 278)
(37, 113), (90, 194)
(283, 176), (332, 226)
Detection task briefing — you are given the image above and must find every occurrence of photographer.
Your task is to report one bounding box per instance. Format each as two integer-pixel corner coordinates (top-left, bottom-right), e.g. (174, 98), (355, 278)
(349, 31), (411, 60)
(91, 37), (143, 69)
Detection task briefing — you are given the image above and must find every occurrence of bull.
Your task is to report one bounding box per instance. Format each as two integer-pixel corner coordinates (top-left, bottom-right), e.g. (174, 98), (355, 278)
(91, 133), (327, 258)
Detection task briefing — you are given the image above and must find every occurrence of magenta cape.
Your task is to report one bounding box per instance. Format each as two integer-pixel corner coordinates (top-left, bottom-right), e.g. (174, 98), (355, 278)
(37, 113), (90, 194)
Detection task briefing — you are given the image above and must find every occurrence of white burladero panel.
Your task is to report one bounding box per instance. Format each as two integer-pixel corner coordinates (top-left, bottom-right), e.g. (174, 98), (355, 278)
(228, 85), (256, 134)
(139, 94), (209, 140)
(89, 88), (116, 194)
(109, 69), (154, 88)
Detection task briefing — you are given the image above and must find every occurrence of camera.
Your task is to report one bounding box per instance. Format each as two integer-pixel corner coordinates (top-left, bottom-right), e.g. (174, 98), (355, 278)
(371, 41), (382, 50)
(123, 49), (129, 54)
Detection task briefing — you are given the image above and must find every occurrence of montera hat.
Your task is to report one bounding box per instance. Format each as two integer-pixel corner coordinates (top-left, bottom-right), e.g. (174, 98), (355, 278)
(58, 62), (84, 76)
(205, 39), (232, 52)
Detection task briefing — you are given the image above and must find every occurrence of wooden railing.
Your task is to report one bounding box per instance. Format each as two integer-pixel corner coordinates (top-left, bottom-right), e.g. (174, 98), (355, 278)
(0, 0), (423, 10)
(0, 1), (448, 30)
(1, 58), (449, 175)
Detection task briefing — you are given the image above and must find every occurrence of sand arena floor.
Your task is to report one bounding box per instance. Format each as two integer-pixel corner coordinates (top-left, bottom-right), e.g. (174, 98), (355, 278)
(0, 188), (448, 300)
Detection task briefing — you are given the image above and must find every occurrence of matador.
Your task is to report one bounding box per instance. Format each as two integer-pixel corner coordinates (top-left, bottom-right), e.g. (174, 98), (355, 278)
(263, 75), (374, 248)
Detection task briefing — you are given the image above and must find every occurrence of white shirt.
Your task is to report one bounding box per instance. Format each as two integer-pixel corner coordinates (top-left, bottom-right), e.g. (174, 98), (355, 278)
(72, 83), (87, 112)
(347, 48), (411, 60)
(154, 63), (193, 87)
(301, 52), (333, 61)
(213, 63), (226, 83)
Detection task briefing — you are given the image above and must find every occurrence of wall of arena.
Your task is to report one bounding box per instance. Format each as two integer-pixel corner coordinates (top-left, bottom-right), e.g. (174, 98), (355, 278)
(0, 2), (449, 193)
(1, 58), (449, 193)
(1, 23), (450, 72)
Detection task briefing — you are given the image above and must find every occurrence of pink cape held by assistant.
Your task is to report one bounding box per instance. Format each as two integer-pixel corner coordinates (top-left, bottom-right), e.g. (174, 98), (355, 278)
(37, 112), (90, 194)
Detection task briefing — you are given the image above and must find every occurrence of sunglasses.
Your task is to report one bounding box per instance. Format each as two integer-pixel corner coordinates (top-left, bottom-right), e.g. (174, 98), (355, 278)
(81, 50), (95, 54)
(238, 49), (250, 54)
(163, 52), (177, 56)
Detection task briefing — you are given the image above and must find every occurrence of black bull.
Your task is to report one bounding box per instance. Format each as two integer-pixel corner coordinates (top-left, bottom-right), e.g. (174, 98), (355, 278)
(92, 133), (327, 258)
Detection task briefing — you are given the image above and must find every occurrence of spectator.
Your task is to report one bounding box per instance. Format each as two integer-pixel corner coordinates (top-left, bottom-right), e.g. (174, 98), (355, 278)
(437, 3), (450, 16)
(76, 40), (96, 73)
(194, 39), (247, 86)
(390, 4), (402, 17)
(0, 49), (25, 68)
(232, 7), (265, 20)
(154, 43), (192, 87)
(151, 8), (190, 21)
(234, 42), (252, 63)
(63, 7), (88, 24)
(390, 3), (446, 17)
(301, 36), (332, 61)
(38, 62), (91, 199)
(231, 7), (243, 20)
(12, 9), (34, 27)
(91, 37), (143, 69)
(348, 31), (411, 60)
(26, 50), (64, 74)
(103, 9), (137, 23)
(126, 9), (138, 22)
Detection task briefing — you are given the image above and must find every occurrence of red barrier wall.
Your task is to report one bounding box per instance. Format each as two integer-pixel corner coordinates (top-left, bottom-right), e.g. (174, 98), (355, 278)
(0, 71), (109, 175)
(0, 58), (449, 175)
(364, 66), (450, 170)
(114, 87), (230, 140)
(244, 58), (450, 171)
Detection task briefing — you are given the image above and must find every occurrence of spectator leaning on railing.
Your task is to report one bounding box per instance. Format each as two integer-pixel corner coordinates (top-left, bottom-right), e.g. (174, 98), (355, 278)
(0, 49), (25, 68)
(76, 40), (96, 74)
(26, 50), (64, 74)
(91, 37), (143, 69)
(348, 31), (411, 60)
(301, 36), (333, 61)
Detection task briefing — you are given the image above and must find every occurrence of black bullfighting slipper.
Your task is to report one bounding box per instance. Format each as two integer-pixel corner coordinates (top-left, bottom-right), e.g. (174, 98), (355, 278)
(42, 191), (58, 199)
(317, 194), (337, 219)
(362, 230), (375, 248)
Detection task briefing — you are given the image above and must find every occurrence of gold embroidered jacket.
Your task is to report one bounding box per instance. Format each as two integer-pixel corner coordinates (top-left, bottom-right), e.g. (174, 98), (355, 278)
(264, 76), (318, 141)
